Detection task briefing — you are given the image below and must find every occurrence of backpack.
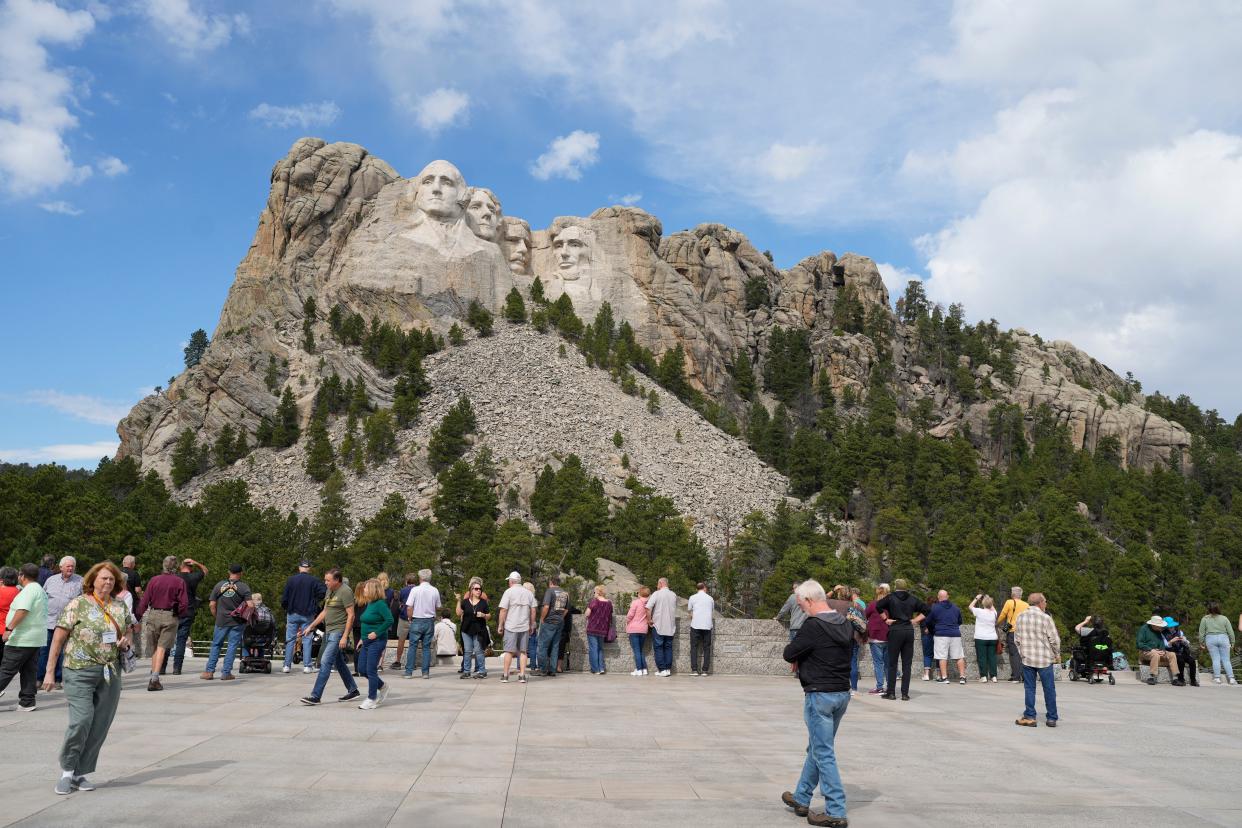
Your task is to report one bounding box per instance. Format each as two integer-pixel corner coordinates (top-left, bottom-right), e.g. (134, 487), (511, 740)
(386, 589), (402, 621)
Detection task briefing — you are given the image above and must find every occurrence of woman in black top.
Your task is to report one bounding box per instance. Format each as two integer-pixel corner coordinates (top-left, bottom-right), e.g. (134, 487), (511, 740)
(874, 579), (930, 700)
(459, 578), (490, 679)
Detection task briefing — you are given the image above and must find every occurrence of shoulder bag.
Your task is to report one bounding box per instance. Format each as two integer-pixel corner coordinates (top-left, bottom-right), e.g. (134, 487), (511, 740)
(93, 596), (137, 674)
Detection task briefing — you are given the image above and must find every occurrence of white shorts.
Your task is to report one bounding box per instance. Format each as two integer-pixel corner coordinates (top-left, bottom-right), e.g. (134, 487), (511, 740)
(933, 636), (964, 660)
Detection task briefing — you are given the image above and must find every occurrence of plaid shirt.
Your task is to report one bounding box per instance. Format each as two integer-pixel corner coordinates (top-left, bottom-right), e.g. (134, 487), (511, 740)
(1014, 606), (1060, 668)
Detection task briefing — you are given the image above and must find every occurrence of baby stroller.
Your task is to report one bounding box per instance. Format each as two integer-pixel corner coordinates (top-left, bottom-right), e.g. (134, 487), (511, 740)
(1069, 628), (1115, 684)
(239, 609), (276, 674)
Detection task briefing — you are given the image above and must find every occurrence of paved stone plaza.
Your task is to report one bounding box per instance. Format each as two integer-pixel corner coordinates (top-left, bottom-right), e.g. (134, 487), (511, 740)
(2, 656), (1240, 827)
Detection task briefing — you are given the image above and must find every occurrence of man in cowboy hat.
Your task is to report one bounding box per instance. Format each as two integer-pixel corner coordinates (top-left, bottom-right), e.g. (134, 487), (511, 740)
(1135, 615), (1179, 685)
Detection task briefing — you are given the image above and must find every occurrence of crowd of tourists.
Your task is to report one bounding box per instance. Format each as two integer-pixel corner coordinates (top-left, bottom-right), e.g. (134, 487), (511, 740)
(2, 553), (1239, 822)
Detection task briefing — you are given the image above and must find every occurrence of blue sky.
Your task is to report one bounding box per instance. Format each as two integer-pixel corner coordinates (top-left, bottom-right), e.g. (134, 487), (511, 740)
(3, 0), (1241, 467)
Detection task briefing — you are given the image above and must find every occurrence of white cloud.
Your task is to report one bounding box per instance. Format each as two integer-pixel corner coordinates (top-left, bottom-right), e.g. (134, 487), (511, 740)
(98, 155), (128, 176)
(0, 0), (95, 196)
(101, 90), (119, 105)
(530, 130), (600, 181)
(248, 101), (341, 130)
(612, 192), (642, 206)
(21, 389), (132, 424)
(141, 0), (247, 55)
(0, 441), (118, 466)
(876, 262), (922, 300)
(38, 200), (83, 216)
(411, 87), (468, 133)
(757, 143), (824, 183)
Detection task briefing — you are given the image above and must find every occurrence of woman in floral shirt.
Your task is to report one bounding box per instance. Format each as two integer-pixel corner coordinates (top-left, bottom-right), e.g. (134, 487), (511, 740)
(42, 560), (135, 795)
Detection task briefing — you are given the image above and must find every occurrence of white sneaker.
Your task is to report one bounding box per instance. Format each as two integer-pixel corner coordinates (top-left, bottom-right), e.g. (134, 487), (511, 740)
(978, 677), (988, 683)
(1230, 678), (1238, 686)
(922, 673), (930, 681)
(990, 677), (999, 682)
(660, 670), (671, 677)
(377, 684), (389, 706)
(282, 666), (291, 673)
(1213, 677), (1223, 684)
(302, 667), (313, 674)
(358, 698), (377, 710)
(630, 669), (641, 676)
(642, 669), (648, 675)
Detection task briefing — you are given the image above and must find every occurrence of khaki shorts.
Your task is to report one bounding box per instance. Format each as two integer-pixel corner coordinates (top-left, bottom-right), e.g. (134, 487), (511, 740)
(503, 629), (529, 655)
(397, 616), (410, 641)
(142, 609), (178, 652)
(933, 636), (965, 660)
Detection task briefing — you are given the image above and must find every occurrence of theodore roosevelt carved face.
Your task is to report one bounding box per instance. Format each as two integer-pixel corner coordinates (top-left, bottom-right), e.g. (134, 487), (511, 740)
(502, 218), (531, 275)
(552, 225), (591, 281)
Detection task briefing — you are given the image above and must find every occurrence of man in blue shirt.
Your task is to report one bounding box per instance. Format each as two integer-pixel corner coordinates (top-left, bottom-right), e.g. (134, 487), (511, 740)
(927, 590), (967, 684)
(280, 560), (326, 673)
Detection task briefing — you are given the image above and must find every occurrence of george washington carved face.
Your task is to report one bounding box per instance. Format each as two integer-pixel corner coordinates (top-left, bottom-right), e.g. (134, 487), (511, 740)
(413, 160), (467, 222)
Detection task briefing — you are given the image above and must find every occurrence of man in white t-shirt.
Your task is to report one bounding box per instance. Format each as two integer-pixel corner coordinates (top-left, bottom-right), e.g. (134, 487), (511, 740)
(404, 569), (441, 679)
(434, 612), (459, 663)
(645, 577), (678, 676)
(687, 583), (715, 676)
(497, 572), (536, 684)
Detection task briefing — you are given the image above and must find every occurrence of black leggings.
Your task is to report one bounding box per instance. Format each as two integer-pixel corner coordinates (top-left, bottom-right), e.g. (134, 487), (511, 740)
(887, 623), (915, 696)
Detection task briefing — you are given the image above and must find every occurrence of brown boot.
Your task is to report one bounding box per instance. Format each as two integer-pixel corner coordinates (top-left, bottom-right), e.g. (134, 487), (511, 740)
(147, 677), (163, 691)
(807, 811), (848, 827)
(200, 672), (214, 680)
(781, 791), (809, 817)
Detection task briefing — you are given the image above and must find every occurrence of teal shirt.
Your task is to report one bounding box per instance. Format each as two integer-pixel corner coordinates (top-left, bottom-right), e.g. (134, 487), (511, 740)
(360, 599), (394, 641)
(6, 582), (48, 648)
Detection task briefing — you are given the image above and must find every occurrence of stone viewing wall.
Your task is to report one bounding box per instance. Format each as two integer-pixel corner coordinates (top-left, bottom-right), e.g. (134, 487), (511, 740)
(563, 621), (1022, 678)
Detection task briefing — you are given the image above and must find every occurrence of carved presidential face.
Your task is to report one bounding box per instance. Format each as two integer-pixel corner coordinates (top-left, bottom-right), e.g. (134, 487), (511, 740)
(414, 160), (466, 221)
(466, 188), (501, 240)
(503, 219), (531, 274)
(553, 226), (591, 280)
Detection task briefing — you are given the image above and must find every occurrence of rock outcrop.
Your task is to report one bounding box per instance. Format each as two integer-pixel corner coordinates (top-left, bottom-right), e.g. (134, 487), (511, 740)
(118, 137), (1192, 520)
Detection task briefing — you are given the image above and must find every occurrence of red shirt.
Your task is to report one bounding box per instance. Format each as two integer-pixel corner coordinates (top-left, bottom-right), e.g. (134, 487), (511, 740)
(0, 584), (19, 635)
(136, 572), (190, 619)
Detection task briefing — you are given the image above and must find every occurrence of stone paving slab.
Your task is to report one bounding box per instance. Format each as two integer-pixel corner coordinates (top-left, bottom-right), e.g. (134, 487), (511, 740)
(2, 656), (1241, 827)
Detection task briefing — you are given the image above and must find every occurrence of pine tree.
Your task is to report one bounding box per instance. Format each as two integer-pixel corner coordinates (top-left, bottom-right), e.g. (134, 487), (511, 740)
(304, 415), (335, 482)
(256, 416), (274, 447)
(732, 350), (756, 400)
(503, 287), (526, 323)
(448, 323), (465, 346)
(647, 389), (660, 414)
(656, 345), (689, 400)
(364, 409), (397, 465)
(264, 355), (280, 394)
(428, 396), (477, 472)
(170, 428), (202, 487)
(530, 275), (546, 304)
(302, 296), (317, 353)
(213, 425), (237, 468)
(309, 471), (352, 556)
(184, 329), (209, 368)
(467, 299), (494, 336)
(272, 387), (300, 449)
(613, 430), (624, 448)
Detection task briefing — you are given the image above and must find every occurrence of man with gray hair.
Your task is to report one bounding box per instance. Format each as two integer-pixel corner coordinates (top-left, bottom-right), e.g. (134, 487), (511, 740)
(775, 581), (806, 643)
(404, 568), (441, 679)
(645, 577), (678, 677)
(780, 579), (854, 827)
(38, 556), (81, 690)
(1013, 592), (1059, 728)
(997, 586), (1029, 682)
(135, 555), (189, 691)
(497, 572), (535, 683)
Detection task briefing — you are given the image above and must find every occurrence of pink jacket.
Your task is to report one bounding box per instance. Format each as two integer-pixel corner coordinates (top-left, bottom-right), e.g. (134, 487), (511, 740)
(626, 596), (650, 634)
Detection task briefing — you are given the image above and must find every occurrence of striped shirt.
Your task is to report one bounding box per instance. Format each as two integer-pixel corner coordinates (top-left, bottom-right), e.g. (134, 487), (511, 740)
(1014, 606), (1060, 668)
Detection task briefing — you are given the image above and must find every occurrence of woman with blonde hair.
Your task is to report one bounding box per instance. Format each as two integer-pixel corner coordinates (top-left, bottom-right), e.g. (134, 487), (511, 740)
(459, 576), (491, 679)
(43, 561), (135, 794)
(355, 579), (393, 709)
(626, 586), (651, 676)
(585, 584), (614, 675)
(968, 594), (999, 682)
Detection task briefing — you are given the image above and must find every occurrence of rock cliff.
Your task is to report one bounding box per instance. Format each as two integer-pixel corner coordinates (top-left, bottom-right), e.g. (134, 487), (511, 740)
(117, 138), (1192, 534)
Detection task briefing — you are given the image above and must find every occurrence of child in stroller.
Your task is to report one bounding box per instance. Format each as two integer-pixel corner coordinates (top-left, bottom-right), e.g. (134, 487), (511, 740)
(240, 593), (276, 674)
(1069, 615), (1115, 684)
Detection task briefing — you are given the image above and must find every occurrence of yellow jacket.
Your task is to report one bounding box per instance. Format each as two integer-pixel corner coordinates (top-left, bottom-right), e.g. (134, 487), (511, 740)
(998, 598), (1029, 629)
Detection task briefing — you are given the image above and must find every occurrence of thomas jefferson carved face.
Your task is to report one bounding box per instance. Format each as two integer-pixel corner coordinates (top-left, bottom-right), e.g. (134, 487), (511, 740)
(503, 218), (531, 274)
(553, 226), (591, 281)
(414, 160), (466, 221)
(465, 188), (501, 240)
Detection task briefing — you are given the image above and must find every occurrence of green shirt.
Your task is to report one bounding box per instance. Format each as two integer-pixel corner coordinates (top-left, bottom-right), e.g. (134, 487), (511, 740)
(56, 595), (136, 670)
(324, 584), (354, 634)
(360, 599), (394, 640)
(6, 582), (48, 648)
(1198, 614), (1236, 646)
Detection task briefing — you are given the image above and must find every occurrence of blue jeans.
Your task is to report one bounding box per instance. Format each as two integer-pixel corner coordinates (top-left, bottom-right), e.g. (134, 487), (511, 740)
(868, 642), (888, 690)
(405, 618), (434, 676)
(528, 624), (540, 670)
(172, 614), (194, 671)
(359, 636), (386, 699)
(461, 631), (487, 675)
(652, 631), (673, 672)
(312, 630), (358, 700)
(538, 622), (562, 672)
(788, 628), (800, 643)
(1205, 633), (1234, 679)
(205, 625), (244, 676)
(921, 632), (935, 669)
(629, 632), (647, 671)
(1022, 664), (1058, 722)
(284, 612), (312, 668)
(38, 628), (65, 684)
(849, 640), (859, 691)
(793, 691), (850, 817)
(588, 633), (606, 673)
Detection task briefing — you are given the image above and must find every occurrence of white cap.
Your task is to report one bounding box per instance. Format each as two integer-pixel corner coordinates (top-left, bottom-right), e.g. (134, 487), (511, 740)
(507, 571), (521, 582)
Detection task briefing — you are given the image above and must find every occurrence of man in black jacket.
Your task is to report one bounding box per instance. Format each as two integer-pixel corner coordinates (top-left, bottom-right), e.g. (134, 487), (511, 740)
(281, 560), (326, 673)
(780, 579), (855, 828)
